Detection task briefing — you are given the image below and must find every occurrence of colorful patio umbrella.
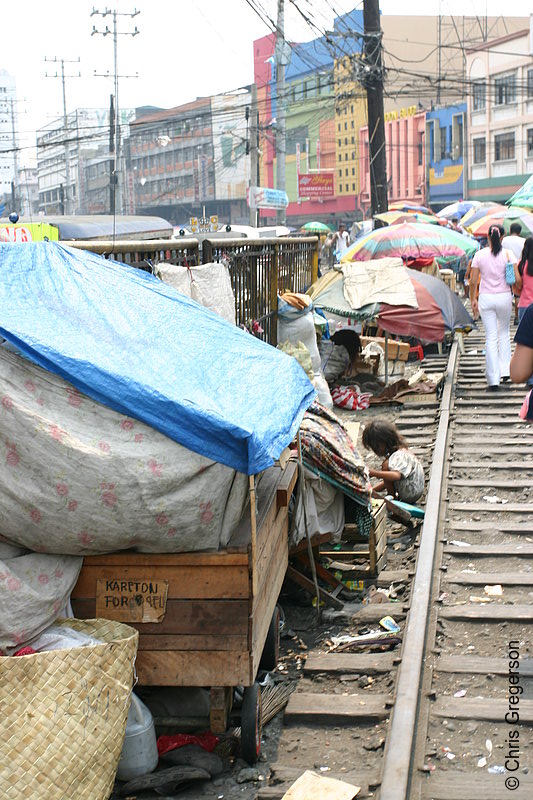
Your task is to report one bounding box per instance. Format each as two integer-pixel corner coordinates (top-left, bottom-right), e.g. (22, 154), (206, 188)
(460, 202), (506, 228)
(340, 222), (478, 266)
(437, 200), (481, 220)
(307, 262), (474, 343)
(507, 175), (533, 209)
(389, 201), (433, 215)
(374, 210), (439, 226)
(300, 221), (334, 233)
(465, 206), (533, 239)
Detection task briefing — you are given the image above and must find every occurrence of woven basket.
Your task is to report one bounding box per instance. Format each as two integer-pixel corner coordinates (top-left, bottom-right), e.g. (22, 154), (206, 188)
(0, 618), (139, 800)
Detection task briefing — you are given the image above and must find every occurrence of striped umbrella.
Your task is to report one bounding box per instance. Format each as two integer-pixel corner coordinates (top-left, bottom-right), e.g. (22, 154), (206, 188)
(388, 201), (433, 214)
(308, 263), (474, 342)
(340, 222), (478, 266)
(374, 210), (440, 226)
(437, 200), (481, 220)
(466, 206), (533, 239)
(460, 202), (507, 228)
(507, 175), (533, 209)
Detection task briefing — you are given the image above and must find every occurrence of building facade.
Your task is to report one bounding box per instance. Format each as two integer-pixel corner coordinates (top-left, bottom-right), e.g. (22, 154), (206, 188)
(36, 107), (134, 215)
(0, 69), (17, 207)
(466, 25), (533, 202)
(128, 92), (250, 225)
(425, 104), (466, 210)
(359, 106), (427, 216)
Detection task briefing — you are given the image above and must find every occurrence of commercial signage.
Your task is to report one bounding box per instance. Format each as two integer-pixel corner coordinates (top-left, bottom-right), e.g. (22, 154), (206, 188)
(385, 105), (417, 123)
(298, 172), (335, 199)
(0, 224), (59, 242)
(190, 215), (218, 233)
(248, 186), (289, 210)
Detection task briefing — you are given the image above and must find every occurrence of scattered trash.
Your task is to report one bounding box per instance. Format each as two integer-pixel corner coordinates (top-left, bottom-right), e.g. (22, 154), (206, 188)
(484, 585), (503, 596)
(442, 747), (455, 760)
(379, 616), (401, 633)
(469, 596), (492, 603)
(449, 540), (471, 547)
(453, 689), (467, 697)
(482, 495), (508, 504)
(486, 739), (493, 755)
(319, 766), (331, 772)
(437, 592), (449, 603)
(363, 586), (390, 604)
(488, 765), (506, 774)
(477, 757), (487, 768)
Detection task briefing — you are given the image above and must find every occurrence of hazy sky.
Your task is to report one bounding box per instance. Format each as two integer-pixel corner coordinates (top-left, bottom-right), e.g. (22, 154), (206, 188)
(4, 0), (532, 165)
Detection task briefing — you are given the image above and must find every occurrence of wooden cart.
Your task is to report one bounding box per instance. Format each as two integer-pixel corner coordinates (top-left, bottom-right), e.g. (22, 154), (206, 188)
(71, 461), (298, 763)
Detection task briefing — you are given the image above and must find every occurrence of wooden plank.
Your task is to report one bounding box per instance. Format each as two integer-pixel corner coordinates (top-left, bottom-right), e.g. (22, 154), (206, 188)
(354, 603), (407, 621)
(257, 769), (377, 800)
(421, 773), (533, 800)
(254, 506), (288, 602)
(435, 654), (533, 677)
(286, 565), (344, 610)
(250, 515), (288, 675)
(73, 563), (250, 600)
(71, 597), (249, 635)
(444, 544), (533, 557)
(135, 649), (251, 687)
(449, 502), (533, 512)
(446, 522), (533, 533)
(276, 461), (298, 509)
(450, 461), (533, 469)
(440, 604), (533, 621)
(447, 571), (533, 586)
(278, 770), (360, 800)
(449, 479), (533, 488)
(137, 634), (248, 651)
(451, 446), (533, 454)
(79, 551), (248, 566)
(284, 692), (390, 724)
(304, 652), (397, 675)
(433, 697), (533, 723)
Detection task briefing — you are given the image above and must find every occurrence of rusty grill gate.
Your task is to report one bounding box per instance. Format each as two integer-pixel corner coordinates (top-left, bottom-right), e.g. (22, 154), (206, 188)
(67, 237), (319, 346)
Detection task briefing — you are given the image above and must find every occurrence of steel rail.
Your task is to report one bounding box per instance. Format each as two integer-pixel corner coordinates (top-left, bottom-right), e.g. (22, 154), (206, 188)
(379, 340), (458, 800)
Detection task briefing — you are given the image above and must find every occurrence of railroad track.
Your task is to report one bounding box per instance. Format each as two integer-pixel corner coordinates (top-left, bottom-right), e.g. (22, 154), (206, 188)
(258, 329), (533, 800)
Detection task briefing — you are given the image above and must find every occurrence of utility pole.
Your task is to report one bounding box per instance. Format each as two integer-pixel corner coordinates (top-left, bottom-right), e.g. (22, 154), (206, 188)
(275, 0), (287, 225)
(91, 6), (139, 216)
(248, 84), (260, 227)
(363, 0), (388, 215)
(45, 57), (81, 216)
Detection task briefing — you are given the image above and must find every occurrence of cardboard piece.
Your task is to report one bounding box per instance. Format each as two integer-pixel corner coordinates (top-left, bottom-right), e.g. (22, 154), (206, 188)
(281, 769), (360, 799)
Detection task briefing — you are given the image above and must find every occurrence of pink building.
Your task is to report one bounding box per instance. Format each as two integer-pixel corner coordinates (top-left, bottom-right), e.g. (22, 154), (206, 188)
(358, 110), (427, 217)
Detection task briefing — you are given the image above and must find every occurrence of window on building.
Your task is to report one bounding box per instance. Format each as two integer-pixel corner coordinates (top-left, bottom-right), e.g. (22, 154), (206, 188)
(352, 183), (356, 191)
(345, 184), (349, 192)
(472, 81), (486, 112)
(338, 123), (341, 132)
(344, 153), (348, 160)
(352, 167), (355, 175)
(528, 69), (533, 99)
(345, 137), (348, 145)
(527, 129), (533, 157)
(473, 137), (486, 164)
(351, 136), (354, 144)
(339, 169), (342, 177)
(452, 114), (463, 158)
(338, 139), (341, 146)
(494, 131), (515, 161)
(439, 126), (447, 161)
(345, 168), (348, 176)
(418, 134), (423, 166)
(494, 72), (516, 106)
(351, 120), (354, 128)
(338, 154), (342, 162)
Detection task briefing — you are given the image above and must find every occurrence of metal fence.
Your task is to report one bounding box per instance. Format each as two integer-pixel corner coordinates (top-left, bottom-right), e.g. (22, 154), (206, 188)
(68, 237), (319, 346)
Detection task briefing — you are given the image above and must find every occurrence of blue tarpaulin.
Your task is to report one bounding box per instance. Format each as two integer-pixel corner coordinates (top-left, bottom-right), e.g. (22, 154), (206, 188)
(0, 242), (315, 474)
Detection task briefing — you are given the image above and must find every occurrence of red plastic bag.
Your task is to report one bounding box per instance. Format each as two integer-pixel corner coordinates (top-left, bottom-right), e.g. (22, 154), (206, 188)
(157, 730), (219, 756)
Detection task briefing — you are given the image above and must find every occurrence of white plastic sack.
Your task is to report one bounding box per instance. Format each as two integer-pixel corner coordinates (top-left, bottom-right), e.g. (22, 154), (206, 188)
(0, 348), (249, 555)
(156, 261), (236, 325)
(277, 304), (321, 373)
(311, 372), (333, 409)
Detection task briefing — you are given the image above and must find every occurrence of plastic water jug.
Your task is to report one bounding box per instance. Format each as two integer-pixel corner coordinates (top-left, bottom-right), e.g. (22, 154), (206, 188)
(116, 692), (159, 781)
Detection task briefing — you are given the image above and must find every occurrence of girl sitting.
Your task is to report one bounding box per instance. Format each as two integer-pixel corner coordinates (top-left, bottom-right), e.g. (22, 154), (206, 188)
(362, 418), (424, 504)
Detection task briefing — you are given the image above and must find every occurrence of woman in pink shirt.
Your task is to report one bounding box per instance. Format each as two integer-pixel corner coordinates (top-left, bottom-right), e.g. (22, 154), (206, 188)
(469, 224), (518, 390)
(516, 237), (533, 323)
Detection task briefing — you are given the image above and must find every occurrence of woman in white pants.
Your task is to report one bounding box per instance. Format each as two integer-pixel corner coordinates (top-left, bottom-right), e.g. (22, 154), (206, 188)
(469, 225), (518, 391)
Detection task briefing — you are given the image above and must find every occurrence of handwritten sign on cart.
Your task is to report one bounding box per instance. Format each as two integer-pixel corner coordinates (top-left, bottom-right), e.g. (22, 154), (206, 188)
(95, 578), (169, 623)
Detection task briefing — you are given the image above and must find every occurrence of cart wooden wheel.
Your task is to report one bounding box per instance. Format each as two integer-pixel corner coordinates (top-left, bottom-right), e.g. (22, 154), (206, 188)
(259, 604), (281, 672)
(241, 682), (262, 764)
